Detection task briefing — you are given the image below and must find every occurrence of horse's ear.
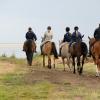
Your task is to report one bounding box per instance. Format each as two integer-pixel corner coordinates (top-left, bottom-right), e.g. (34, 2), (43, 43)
(88, 36), (91, 40)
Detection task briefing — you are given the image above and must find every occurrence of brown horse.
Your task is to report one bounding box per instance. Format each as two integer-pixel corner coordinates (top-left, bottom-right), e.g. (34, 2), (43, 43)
(88, 37), (100, 76)
(41, 38), (58, 69)
(23, 40), (36, 66)
(69, 41), (88, 75)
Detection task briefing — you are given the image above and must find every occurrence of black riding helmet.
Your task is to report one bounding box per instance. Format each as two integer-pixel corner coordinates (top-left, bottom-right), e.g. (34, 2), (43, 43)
(66, 27), (70, 32)
(47, 26), (51, 30)
(74, 26), (79, 31)
(28, 27), (32, 31)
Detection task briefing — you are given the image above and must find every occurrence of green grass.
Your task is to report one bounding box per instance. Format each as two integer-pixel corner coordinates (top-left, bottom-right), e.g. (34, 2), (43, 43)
(0, 56), (100, 100)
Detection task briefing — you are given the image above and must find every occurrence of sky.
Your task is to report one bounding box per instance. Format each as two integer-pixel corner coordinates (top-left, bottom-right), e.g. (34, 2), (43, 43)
(0, 0), (100, 44)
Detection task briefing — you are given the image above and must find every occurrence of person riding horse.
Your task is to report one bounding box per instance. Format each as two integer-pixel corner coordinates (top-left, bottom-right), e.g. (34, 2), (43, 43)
(69, 26), (83, 48)
(41, 26), (58, 58)
(23, 27), (37, 52)
(88, 24), (100, 57)
(59, 27), (71, 56)
(94, 24), (100, 40)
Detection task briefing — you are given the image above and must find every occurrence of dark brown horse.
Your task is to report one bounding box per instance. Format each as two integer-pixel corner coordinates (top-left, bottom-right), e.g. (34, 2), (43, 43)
(88, 37), (100, 76)
(23, 40), (36, 66)
(69, 41), (88, 75)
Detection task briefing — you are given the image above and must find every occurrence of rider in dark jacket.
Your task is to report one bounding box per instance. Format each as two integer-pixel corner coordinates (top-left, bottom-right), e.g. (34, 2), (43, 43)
(59, 27), (71, 56)
(63, 27), (71, 42)
(71, 26), (82, 42)
(88, 24), (100, 57)
(69, 26), (83, 50)
(26, 27), (37, 41)
(94, 24), (100, 40)
(23, 27), (37, 52)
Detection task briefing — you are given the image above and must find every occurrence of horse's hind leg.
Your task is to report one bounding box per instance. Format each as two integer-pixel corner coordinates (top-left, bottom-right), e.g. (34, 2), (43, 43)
(48, 55), (51, 69)
(67, 58), (71, 71)
(72, 57), (76, 74)
(96, 65), (99, 77)
(80, 56), (85, 75)
(43, 55), (45, 67)
(62, 58), (65, 71)
(53, 57), (55, 69)
(77, 56), (81, 74)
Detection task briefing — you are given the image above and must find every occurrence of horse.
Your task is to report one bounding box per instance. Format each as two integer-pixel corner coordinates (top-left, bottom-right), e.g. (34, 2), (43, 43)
(88, 37), (100, 76)
(41, 37), (58, 69)
(23, 39), (36, 66)
(69, 41), (88, 75)
(59, 41), (71, 71)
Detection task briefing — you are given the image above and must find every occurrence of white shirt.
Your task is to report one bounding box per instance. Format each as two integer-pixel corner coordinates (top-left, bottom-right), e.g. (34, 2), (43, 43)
(43, 31), (53, 41)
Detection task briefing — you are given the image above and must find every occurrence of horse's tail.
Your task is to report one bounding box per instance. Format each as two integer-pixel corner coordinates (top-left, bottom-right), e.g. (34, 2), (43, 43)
(25, 40), (33, 52)
(52, 42), (58, 58)
(81, 42), (88, 56)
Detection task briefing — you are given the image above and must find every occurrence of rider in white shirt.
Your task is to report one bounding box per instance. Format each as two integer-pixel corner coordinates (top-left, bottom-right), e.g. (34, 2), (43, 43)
(41, 26), (58, 58)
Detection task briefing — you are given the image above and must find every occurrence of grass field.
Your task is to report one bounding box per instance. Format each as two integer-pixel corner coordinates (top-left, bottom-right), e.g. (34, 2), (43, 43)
(0, 55), (100, 100)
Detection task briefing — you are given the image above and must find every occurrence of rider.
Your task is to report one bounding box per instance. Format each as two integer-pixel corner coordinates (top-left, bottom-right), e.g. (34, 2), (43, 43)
(94, 24), (100, 40)
(63, 27), (72, 42)
(88, 24), (100, 57)
(23, 27), (37, 52)
(69, 26), (83, 47)
(41, 26), (58, 58)
(59, 27), (71, 56)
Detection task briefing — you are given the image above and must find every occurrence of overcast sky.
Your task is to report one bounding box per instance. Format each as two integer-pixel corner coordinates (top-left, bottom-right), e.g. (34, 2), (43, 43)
(0, 0), (100, 44)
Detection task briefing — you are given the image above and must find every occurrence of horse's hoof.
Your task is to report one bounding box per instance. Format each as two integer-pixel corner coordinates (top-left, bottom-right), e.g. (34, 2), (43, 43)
(48, 66), (51, 69)
(96, 73), (99, 77)
(63, 69), (66, 71)
(73, 72), (76, 74)
(79, 73), (82, 75)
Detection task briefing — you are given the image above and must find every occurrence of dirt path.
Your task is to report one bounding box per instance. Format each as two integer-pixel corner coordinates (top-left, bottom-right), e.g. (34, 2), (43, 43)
(24, 64), (100, 89)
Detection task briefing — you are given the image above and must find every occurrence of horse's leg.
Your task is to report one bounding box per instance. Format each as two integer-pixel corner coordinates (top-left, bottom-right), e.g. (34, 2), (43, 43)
(67, 58), (71, 71)
(95, 56), (100, 77)
(80, 55), (85, 74)
(77, 56), (80, 74)
(53, 56), (55, 69)
(48, 55), (51, 69)
(72, 57), (76, 74)
(96, 65), (100, 77)
(62, 58), (65, 71)
(43, 55), (45, 67)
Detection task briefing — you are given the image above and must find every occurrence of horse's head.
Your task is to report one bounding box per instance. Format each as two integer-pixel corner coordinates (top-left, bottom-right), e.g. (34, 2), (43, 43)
(59, 40), (63, 46)
(88, 36), (96, 47)
(41, 37), (44, 42)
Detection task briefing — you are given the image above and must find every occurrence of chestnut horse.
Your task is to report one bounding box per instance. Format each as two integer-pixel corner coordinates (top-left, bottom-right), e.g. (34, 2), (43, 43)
(69, 41), (88, 75)
(41, 38), (58, 69)
(88, 37), (100, 76)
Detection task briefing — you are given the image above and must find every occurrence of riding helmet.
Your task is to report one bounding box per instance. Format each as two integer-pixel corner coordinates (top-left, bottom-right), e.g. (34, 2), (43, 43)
(66, 27), (70, 32)
(47, 26), (51, 30)
(74, 26), (79, 30)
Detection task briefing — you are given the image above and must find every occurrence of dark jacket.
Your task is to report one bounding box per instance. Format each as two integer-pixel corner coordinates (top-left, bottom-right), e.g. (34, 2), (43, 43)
(63, 32), (71, 42)
(94, 27), (100, 40)
(26, 31), (37, 41)
(71, 31), (82, 42)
